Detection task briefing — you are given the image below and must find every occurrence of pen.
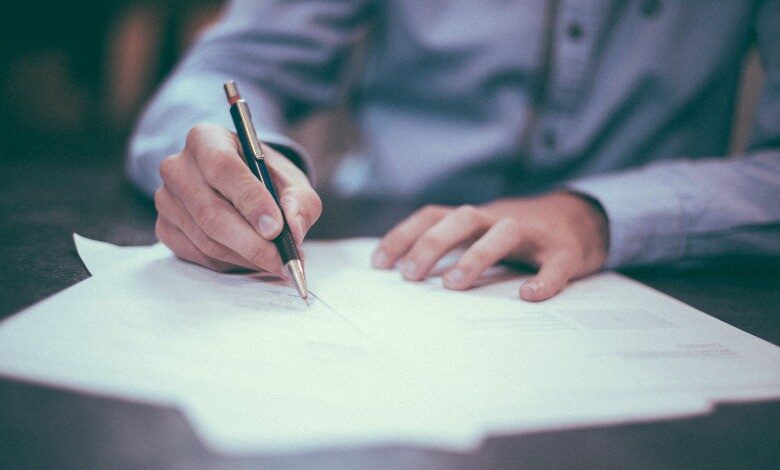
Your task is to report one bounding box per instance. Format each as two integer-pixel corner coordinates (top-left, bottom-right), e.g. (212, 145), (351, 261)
(223, 80), (308, 304)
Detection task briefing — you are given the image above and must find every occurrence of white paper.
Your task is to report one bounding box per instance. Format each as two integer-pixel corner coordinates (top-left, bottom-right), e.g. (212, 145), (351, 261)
(73, 233), (170, 275)
(0, 236), (777, 455)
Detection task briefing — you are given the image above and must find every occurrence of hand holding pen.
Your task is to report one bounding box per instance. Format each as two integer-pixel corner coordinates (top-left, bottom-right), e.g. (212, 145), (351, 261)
(153, 93), (322, 300)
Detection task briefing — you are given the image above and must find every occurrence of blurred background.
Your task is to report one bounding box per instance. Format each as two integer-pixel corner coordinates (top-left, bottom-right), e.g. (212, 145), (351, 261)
(0, 1), (764, 186)
(1, 0), (223, 164)
(0, 0), (354, 185)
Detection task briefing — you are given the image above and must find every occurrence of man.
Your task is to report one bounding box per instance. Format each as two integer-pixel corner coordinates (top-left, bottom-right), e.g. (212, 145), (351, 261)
(128, 1), (779, 301)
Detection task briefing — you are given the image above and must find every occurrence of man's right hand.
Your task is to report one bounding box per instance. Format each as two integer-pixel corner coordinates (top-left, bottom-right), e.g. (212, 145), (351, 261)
(154, 123), (321, 275)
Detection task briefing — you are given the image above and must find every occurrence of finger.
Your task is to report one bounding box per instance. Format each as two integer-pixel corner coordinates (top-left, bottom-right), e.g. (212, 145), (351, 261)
(154, 186), (259, 270)
(155, 216), (236, 272)
(519, 252), (577, 302)
(278, 185), (322, 245)
(159, 152), (284, 275)
(261, 146), (322, 245)
(399, 205), (487, 281)
(372, 205), (448, 269)
(443, 218), (526, 290)
(186, 124), (284, 240)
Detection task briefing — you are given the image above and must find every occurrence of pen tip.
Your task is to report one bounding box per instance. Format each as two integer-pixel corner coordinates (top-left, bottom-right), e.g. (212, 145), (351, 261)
(285, 259), (309, 305)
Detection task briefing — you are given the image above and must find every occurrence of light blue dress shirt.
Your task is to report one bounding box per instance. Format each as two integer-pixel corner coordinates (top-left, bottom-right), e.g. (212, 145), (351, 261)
(128, 0), (779, 269)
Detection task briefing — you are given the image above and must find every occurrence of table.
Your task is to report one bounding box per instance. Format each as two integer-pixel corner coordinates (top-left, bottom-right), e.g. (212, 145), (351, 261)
(1, 159), (778, 469)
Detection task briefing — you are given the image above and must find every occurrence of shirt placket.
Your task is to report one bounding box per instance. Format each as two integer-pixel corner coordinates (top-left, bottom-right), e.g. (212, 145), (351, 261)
(531, 0), (600, 167)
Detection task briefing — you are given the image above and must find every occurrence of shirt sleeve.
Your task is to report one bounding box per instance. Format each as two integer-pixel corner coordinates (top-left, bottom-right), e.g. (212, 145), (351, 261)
(126, 0), (373, 197)
(567, 1), (780, 269)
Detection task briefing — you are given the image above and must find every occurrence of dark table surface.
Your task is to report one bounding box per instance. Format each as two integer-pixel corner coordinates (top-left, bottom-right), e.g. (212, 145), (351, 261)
(1, 158), (778, 469)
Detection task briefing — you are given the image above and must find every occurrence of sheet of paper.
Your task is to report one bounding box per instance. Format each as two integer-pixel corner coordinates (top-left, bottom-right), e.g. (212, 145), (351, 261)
(73, 233), (170, 275)
(309, 244), (780, 404)
(0, 236), (777, 455)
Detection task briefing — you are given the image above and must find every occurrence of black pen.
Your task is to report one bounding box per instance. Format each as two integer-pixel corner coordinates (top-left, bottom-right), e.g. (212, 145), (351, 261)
(223, 80), (308, 304)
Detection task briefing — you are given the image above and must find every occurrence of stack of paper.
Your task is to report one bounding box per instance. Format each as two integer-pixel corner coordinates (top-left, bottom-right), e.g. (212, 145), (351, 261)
(0, 235), (777, 454)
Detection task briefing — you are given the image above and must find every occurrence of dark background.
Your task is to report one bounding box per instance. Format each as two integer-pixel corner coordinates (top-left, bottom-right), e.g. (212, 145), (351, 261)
(0, 0), (223, 165)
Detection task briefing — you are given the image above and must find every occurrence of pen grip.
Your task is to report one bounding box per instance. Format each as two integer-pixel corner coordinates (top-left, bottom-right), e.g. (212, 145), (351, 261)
(255, 158), (301, 264)
(273, 224), (300, 264)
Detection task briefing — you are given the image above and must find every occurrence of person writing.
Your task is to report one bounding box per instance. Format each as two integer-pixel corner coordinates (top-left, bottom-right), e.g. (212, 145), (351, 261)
(127, 1), (779, 301)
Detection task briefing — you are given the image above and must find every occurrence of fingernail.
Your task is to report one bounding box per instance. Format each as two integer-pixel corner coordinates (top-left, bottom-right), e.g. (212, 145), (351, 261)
(401, 260), (417, 279)
(444, 268), (465, 288)
(372, 250), (388, 268)
(258, 215), (280, 239)
(522, 281), (546, 299)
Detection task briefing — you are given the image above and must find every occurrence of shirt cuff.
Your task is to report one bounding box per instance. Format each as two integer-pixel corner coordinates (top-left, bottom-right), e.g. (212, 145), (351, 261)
(565, 166), (697, 269)
(256, 130), (315, 185)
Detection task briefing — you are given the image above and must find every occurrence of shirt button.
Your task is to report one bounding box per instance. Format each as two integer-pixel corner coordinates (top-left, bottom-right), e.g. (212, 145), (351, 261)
(640, 0), (662, 18)
(566, 22), (584, 41)
(542, 129), (557, 149)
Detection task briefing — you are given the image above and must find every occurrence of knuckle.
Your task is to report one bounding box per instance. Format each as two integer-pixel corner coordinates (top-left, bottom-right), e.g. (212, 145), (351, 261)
(455, 204), (481, 225)
(247, 243), (273, 268)
(498, 217), (523, 234)
(456, 204), (476, 214)
(234, 184), (263, 213)
(420, 204), (445, 218)
(279, 190), (297, 211)
(185, 123), (212, 148)
(466, 246), (491, 265)
(203, 151), (240, 187)
(193, 202), (224, 235)
(417, 232), (444, 253)
(186, 226), (222, 260)
(198, 237), (222, 260)
(158, 156), (178, 182)
(305, 190), (323, 218)
(212, 148), (238, 173)
(188, 229), (217, 256)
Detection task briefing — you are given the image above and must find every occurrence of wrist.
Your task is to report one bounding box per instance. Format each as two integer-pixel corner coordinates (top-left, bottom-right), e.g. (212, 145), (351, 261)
(558, 191), (609, 269)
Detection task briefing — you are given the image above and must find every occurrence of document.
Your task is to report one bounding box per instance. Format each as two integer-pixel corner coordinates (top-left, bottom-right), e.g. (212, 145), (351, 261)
(0, 235), (777, 454)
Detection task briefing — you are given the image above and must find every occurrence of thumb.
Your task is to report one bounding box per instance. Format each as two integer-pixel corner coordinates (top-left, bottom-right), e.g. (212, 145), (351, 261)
(519, 252), (577, 302)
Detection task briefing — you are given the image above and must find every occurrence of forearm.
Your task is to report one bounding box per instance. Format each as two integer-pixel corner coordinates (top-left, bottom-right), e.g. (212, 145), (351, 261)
(568, 151), (780, 268)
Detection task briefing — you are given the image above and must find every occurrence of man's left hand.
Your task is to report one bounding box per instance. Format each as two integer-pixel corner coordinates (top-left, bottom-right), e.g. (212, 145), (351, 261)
(372, 192), (609, 301)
